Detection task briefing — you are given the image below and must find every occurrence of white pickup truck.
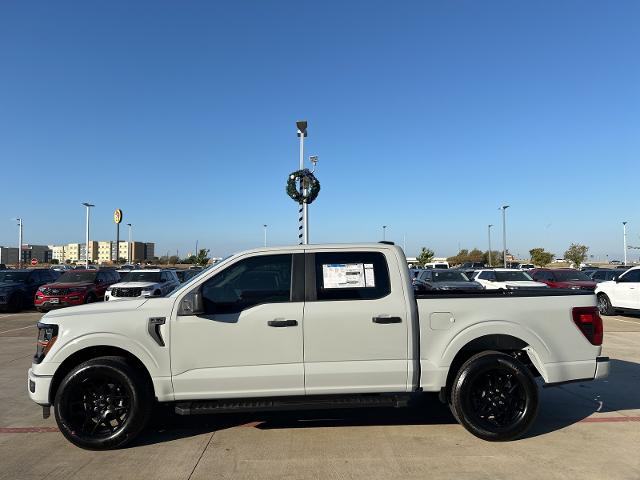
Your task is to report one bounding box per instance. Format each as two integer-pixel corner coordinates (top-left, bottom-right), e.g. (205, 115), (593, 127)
(28, 243), (609, 450)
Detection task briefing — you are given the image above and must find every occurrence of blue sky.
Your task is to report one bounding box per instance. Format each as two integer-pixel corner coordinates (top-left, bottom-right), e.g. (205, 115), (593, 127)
(1, 1), (638, 261)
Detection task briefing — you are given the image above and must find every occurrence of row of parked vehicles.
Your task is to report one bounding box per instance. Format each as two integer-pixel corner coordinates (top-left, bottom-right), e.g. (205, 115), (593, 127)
(0, 266), (205, 313)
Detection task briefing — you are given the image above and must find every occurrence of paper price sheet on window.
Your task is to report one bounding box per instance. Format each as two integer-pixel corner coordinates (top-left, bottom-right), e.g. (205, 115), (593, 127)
(322, 263), (375, 289)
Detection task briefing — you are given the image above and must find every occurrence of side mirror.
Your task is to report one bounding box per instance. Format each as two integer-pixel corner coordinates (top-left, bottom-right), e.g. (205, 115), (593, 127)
(178, 289), (204, 316)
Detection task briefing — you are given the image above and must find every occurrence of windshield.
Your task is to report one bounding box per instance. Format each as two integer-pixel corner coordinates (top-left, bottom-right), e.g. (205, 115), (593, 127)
(495, 271), (534, 282)
(553, 270), (591, 281)
(432, 271), (469, 282)
(120, 272), (161, 283)
(56, 272), (97, 283)
(0, 271), (29, 282)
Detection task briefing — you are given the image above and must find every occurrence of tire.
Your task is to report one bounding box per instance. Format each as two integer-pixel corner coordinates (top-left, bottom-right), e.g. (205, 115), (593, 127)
(54, 356), (153, 450)
(450, 351), (539, 441)
(7, 293), (23, 313)
(597, 293), (614, 316)
(85, 293), (96, 304)
(153, 290), (161, 297)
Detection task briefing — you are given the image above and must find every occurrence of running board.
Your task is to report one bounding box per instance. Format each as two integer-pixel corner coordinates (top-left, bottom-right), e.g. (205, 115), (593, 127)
(175, 394), (409, 416)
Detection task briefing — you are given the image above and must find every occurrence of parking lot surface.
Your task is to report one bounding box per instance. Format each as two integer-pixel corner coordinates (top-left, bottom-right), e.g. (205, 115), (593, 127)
(1, 310), (639, 480)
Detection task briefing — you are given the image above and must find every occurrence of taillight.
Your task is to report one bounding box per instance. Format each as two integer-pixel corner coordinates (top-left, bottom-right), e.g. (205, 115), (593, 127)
(34, 323), (58, 364)
(572, 306), (603, 346)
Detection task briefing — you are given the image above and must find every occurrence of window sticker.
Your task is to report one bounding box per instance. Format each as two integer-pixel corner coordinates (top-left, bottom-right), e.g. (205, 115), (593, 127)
(322, 263), (375, 289)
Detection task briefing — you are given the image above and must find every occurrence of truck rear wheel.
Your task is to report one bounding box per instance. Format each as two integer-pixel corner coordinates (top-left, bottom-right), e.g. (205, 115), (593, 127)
(450, 351), (538, 441)
(54, 356), (152, 450)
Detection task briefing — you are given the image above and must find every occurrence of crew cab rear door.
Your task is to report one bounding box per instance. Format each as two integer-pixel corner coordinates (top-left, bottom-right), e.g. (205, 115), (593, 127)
(303, 249), (410, 394)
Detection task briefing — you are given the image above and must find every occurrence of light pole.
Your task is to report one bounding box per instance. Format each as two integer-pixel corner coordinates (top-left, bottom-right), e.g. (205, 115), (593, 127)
(263, 224), (268, 247)
(487, 224), (494, 267)
(82, 203), (94, 268)
(623, 221), (628, 266)
(500, 205), (510, 268)
(14, 218), (23, 268)
(382, 225), (387, 241)
(296, 121), (308, 244)
(127, 223), (133, 263)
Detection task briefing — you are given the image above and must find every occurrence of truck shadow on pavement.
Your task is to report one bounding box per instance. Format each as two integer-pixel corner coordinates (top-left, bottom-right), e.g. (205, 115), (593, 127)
(134, 359), (640, 447)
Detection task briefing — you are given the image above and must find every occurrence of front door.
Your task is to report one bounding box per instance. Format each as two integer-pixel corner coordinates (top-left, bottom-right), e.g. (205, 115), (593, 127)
(170, 253), (305, 400)
(302, 250), (409, 395)
(613, 269), (640, 309)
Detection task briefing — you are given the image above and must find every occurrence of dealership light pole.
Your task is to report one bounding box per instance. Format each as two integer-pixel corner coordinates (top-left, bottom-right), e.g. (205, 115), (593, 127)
(623, 221), (628, 266)
(14, 218), (23, 268)
(82, 203), (94, 268)
(500, 205), (509, 268)
(263, 224), (268, 247)
(488, 224), (494, 267)
(382, 225), (387, 241)
(127, 223), (133, 263)
(296, 121), (308, 244)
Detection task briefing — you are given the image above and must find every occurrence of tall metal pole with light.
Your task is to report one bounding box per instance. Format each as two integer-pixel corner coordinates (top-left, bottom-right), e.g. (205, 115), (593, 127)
(14, 218), (23, 268)
(500, 205), (510, 268)
(487, 224), (494, 267)
(296, 121), (308, 244)
(263, 224), (268, 247)
(82, 203), (94, 268)
(382, 225), (387, 241)
(623, 221), (628, 266)
(127, 223), (133, 263)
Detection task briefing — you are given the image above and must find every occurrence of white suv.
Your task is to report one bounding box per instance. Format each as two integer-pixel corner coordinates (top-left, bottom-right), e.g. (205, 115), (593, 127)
(595, 266), (640, 315)
(472, 269), (548, 290)
(105, 269), (180, 301)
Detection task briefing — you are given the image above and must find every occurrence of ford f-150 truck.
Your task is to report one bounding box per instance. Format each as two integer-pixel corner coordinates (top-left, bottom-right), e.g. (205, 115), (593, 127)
(28, 243), (609, 450)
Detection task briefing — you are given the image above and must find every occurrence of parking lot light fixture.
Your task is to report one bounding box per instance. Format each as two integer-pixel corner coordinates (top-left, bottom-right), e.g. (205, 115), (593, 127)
(623, 222), (628, 266)
(382, 225), (387, 241)
(82, 203), (94, 268)
(488, 224), (494, 267)
(500, 205), (510, 268)
(14, 218), (23, 268)
(263, 224), (268, 247)
(127, 223), (133, 263)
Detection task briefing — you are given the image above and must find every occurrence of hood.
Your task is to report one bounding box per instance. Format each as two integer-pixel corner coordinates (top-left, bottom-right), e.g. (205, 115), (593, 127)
(550, 280), (596, 290)
(503, 281), (548, 288)
(433, 281), (483, 289)
(110, 281), (159, 288)
(0, 281), (23, 290)
(42, 281), (93, 289)
(41, 298), (150, 320)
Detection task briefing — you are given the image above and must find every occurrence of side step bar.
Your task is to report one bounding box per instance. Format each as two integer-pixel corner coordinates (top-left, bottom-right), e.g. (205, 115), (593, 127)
(175, 394), (410, 416)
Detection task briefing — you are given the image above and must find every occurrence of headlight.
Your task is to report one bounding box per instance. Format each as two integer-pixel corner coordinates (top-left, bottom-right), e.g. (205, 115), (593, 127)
(37, 286), (45, 292)
(34, 323), (58, 364)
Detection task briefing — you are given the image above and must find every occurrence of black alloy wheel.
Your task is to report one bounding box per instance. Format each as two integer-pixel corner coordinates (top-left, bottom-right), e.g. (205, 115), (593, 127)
(85, 293), (96, 304)
(450, 351), (538, 441)
(54, 356), (152, 450)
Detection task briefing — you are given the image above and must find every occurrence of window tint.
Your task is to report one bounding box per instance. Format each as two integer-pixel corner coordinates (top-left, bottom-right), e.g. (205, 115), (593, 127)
(533, 271), (553, 282)
(619, 269), (640, 283)
(201, 254), (292, 314)
(314, 251), (390, 301)
(478, 271), (496, 281)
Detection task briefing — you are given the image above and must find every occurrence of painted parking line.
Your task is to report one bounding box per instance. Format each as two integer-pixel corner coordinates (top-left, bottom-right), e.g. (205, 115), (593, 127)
(579, 416), (640, 423)
(0, 325), (36, 335)
(0, 427), (59, 433)
(608, 317), (640, 325)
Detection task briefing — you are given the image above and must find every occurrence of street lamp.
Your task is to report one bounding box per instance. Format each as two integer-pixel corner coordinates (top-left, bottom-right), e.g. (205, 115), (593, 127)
(14, 218), (23, 268)
(82, 203), (94, 268)
(487, 224), (494, 267)
(382, 225), (387, 241)
(263, 224), (268, 247)
(127, 223), (133, 263)
(623, 221), (628, 266)
(296, 121), (308, 245)
(500, 205), (510, 268)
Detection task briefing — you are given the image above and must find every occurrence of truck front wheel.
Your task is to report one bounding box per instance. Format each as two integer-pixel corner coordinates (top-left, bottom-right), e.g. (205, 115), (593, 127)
(450, 351), (538, 441)
(54, 356), (153, 450)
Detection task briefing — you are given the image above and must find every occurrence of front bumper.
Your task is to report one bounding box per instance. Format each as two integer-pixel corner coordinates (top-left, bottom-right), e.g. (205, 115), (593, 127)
(27, 368), (53, 406)
(35, 296), (84, 310)
(595, 356), (610, 379)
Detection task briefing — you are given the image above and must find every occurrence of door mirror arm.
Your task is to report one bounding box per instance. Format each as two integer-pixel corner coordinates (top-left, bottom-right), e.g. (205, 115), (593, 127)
(178, 288), (205, 316)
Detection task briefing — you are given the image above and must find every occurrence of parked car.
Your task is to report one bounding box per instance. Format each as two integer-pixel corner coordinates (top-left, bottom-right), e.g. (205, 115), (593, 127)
(35, 269), (121, 312)
(0, 269), (60, 312)
(472, 269), (548, 290)
(595, 266), (640, 315)
(529, 269), (597, 291)
(518, 264), (535, 270)
(175, 269), (204, 283)
(423, 262), (449, 270)
(105, 269), (180, 300)
(589, 269), (624, 283)
(29, 243), (608, 450)
(51, 265), (74, 272)
(458, 262), (485, 270)
(414, 269), (483, 292)
(609, 260), (623, 265)
(0, 264), (7, 270)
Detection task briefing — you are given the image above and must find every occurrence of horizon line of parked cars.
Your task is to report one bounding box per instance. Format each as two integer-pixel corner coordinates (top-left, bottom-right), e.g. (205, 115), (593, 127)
(0, 265), (206, 313)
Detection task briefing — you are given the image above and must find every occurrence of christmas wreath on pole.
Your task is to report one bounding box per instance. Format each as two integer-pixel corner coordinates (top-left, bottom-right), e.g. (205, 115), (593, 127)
(286, 169), (321, 204)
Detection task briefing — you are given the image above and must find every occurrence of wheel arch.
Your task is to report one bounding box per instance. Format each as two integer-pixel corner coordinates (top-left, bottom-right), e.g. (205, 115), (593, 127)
(48, 346), (154, 405)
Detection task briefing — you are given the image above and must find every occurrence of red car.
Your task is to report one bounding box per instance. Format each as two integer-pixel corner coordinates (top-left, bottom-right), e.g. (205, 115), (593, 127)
(35, 269), (121, 312)
(529, 268), (597, 291)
